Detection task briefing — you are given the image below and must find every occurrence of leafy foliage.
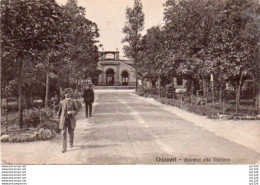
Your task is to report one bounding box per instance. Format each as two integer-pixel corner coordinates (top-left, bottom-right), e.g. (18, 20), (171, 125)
(1, 0), (100, 127)
(122, 0), (145, 76)
(138, 0), (260, 108)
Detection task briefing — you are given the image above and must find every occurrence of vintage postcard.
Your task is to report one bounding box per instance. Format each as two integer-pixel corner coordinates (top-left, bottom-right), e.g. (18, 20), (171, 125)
(1, 0), (259, 166)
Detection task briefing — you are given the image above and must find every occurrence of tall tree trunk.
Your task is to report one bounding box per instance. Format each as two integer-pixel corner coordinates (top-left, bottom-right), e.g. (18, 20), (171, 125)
(0, 56), (2, 110)
(45, 56), (50, 109)
(191, 80), (195, 96)
(76, 78), (79, 91)
(211, 75), (215, 104)
(236, 82), (239, 114)
(219, 85), (223, 103)
(135, 67), (138, 92)
(30, 90), (33, 106)
(25, 87), (32, 108)
(202, 78), (208, 104)
(202, 78), (206, 96)
(158, 75), (161, 98)
(257, 86), (260, 108)
(18, 57), (23, 129)
(151, 79), (156, 88)
(172, 77), (175, 99)
(5, 98), (8, 134)
(0, 92), (2, 112)
(255, 72), (260, 108)
(206, 79), (209, 103)
(236, 73), (244, 114)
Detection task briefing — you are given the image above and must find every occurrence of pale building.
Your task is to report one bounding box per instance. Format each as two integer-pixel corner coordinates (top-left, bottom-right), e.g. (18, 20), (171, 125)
(97, 51), (136, 86)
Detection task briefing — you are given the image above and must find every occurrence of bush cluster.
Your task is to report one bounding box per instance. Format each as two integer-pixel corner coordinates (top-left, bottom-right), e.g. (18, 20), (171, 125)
(138, 88), (259, 119)
(1, 104), (19, 113)
(158, 97), (219, 118)
(23, 108), (55, 128)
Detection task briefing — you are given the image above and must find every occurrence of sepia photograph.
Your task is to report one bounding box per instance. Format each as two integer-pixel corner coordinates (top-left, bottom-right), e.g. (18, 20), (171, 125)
(0, 0), (260, 166)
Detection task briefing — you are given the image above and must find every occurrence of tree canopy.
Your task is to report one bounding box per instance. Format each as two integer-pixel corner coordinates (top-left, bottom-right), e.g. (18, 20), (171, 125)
(1, 0), (100, 127)
(138, 0), (260, 107)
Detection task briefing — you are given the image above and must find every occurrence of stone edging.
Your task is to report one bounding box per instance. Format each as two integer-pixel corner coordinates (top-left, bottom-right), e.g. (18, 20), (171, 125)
(1, 128), (56, 143)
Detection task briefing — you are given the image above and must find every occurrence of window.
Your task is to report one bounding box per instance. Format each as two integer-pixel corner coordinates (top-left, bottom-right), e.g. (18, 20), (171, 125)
(105, 53), (115, 60)
(121, 71), (129, 86)
(176, 77), (183, 86)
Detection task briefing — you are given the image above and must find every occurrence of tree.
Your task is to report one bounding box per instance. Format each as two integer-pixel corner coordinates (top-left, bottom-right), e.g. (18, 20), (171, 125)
(1, 0), (64, 127)
(162, 0), (259, 107)
(163, 0), (215, 96)
(122, 0), (145, 91)
(208, 0), (259, 111)
(139, 26), (163, 86)
(59, 0), (100, 90)
(1, 0), (100, 128)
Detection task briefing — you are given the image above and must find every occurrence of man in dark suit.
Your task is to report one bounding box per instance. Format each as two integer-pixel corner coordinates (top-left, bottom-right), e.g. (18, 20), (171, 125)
(58, 92), (78, 153)
(83, 84), (94, 118)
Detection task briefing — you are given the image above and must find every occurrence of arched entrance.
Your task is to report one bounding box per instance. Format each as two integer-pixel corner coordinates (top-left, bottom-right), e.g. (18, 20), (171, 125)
(121, 71), (129, 86)
(106, 68), (115, 86)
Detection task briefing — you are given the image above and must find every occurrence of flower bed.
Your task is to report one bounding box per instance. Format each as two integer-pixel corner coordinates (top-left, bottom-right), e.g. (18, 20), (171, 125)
(1, 118), (59, 143)
(1, 107), (60, 143)
(158, 97), (219, 119)
(137, 91), (260, 120)
(1, 127), (56, 143)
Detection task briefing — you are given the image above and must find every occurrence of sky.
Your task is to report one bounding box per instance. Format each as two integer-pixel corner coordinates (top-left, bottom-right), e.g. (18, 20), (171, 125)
(56, 0), (166, 58)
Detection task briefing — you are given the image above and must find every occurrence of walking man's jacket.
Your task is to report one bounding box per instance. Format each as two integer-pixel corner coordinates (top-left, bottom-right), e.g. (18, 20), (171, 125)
(83, 89), (94, 103)
(58, 99), (78, 130)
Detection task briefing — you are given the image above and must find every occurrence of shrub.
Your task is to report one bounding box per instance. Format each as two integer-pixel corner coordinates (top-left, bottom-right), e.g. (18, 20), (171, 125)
(227, 99), (254, 106)
(241, 87), (254, 99)
(23, 107), (55, 128)
(137, 89), (146, 96)
(23, 108), (41, 127)
(1, 104), (19, 113)
(223, 90), (236, 101)
(138, 89), (258, 119)
(39, 119), (60, 134)
(161, 86), (176, 99)
(40, 108), (54, 120)
(155, 97), (219, 118)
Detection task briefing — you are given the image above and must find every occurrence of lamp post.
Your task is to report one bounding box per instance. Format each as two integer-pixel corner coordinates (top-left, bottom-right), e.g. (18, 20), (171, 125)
(210, 74), (215, 104)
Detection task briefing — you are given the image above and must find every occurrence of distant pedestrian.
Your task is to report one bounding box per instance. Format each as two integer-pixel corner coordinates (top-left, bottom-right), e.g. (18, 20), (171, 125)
(57, 92), (78, 153)
(83, 84), (95, 118)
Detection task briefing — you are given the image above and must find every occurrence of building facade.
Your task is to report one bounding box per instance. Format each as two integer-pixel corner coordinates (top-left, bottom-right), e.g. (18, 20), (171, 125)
(97, 50), (187, 92)
(97, 51), (136, 86)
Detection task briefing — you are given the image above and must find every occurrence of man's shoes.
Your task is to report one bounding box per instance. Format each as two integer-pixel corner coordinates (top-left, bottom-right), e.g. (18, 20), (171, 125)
(62, 149), (66, 153)
(86, 115), (88, 118)
(70, 144), (73, 148)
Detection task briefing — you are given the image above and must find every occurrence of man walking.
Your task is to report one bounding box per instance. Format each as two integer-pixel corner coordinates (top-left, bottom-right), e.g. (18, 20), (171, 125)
(83, 84), (94, 118)
(58, 92), (78, 153)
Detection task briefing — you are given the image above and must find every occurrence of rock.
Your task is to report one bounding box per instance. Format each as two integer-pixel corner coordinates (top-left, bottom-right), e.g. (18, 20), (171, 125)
(31, 132), (37, 141)
(9, 136), (18, 143)
(245, 115), (256, 120)
(43, 129), (53, 139)
(218, 113), (232, 120)
(35, 131), (41, 140)
(233, 116), (240, 120)
(2, 128), (55, 143)
(37, 128), (44, 140)
(1, 135), (10, 142)
(19, 134), (32, 142)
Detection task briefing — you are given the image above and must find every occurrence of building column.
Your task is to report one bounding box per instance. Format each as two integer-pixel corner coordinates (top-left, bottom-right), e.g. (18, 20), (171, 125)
(116, 65), (120, 85)
(101, 65), (105, 84)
